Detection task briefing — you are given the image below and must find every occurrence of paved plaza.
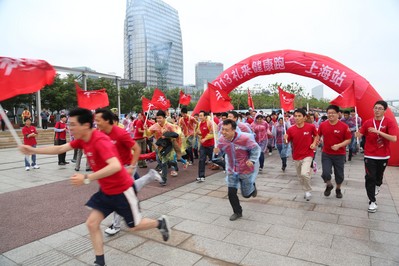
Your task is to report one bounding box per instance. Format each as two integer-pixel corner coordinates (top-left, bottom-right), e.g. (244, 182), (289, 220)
(1, 146), (399, 266)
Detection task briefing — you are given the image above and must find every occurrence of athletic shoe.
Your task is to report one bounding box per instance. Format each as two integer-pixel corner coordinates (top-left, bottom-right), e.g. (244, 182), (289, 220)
(32, 165), (40, 169)
(93, 262), (106, 266)
(170, 170), (178, 177)
(324, 184), (334, 197)
(188, 162), (193, 166)
(74, 168), (80, 171)
(368, 202), (378, 213)
(86, 168), (92, 171)
(104, 224), (120, 236)
(229, 213), (242, 221)
(196, 177), (202, 182)
(282, 166), (286, 171)
(158, 215), (171, 241)
(336, 189), (343, 198)
(200, 177), (205, 182)
(159, 181), (167, 186)
(25, 166), (30, 171)
(375, 186), (380, 196)
(58, 162), (66, 166)
(304, 191), (312, 201)
(71, 159), (76, 163)
(63, 161), (70, 164)
(149, 169), (163, 183)
(259, 168), (263, 172)
(268, 152), (272, 156)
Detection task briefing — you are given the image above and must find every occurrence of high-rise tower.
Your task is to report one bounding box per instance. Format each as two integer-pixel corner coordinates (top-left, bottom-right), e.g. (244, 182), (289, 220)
(124, 0), (183, 89)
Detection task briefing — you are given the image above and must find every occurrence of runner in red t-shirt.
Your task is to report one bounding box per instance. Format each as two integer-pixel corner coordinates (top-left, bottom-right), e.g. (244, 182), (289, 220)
(22, 117), (40, 170)
(19, 108), (171, 266)
(196, 110), (216, 182)
(285, 108), (318, 201)
(317, 105), (352, 199)
(356, 100), (398, 213)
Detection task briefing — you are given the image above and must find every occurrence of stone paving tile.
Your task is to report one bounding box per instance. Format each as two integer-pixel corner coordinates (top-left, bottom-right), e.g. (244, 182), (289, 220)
(195, 195), (227, 205)
(177, 199), (211, 211)
(223, 230), (294, 256)
(241, 200), (286, 215)
(179, 192), (203, 201)
(288, 241), (371, 266)
(303, 220), (370, 241)
(67, 223), (89, 236)
(240, 249), (323, 266)
(179, 235), (250, 264)
(105, 247), (151, 266)
(162, 190), (186, 198)
(131, 240), (202, 266)
(193, 257), (237, 266)
(140, 199), (162, 209)
(59, 259), (87, 266)
(338, 215), (399, 234)
(2, 241), (52, 264)
(168, 206), (220, 223)
(369, 229), (399, 246)
(368, 210), (399, 223)
(266, 224), (333, 248)
(106, 233), (147, 252)
(249, 210), (306, 229)
(20, 249), (71, 266)
(190, 188), (214, 195)
(0, 255), (18, 266)
(211, 216), (272, 235)
(282, 208), (339, 224)
(313, 205), (369, 219)
(206, 190), (227, 198)
(174, 220), (233, 240)
(331, 235), (399, 262)
(371, 257), (399, 266)
(134, 227), (192, 247)
(38, 230), (82, 248)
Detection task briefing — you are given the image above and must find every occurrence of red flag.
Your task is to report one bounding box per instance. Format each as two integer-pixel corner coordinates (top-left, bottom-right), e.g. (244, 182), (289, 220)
(75, 82), (109, 110)
(247, 89), (255, 110)
(142, 96), (156, 111)
(151, 88), (171, 110)
(207, 83), (234, 113)
(179, 90), (191, 105)
(278, 86), (295, 111)
(0, 57), (56, 101)
(330, 82), (356, 108)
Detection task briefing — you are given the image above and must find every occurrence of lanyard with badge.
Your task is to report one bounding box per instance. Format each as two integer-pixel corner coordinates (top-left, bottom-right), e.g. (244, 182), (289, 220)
(373, 116), (385, 148)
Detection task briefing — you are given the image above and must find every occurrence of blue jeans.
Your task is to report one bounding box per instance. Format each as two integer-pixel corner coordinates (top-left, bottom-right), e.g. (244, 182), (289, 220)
(25, 145), (37, 167)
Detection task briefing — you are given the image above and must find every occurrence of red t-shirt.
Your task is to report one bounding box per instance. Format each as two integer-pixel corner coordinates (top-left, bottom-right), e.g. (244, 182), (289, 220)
(22, 125), (37, 146)
(107, 125), (136, 165)
(133, 119), (145, 140)
(360, 117), (398, 159)
(318, 120), (352, 155)
(55, 121), (67, 140)
(286, 123), (317, 160)
(70, 130), (133, 195)
(199, 120), (214, 147)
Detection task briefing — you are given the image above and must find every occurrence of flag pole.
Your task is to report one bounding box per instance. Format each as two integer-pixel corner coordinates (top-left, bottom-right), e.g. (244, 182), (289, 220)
(281, 108), (287, 134)
(355, 105), (360, 145)
(210, 112), (218, 144)
(0, 104), (22, 146)
(143, 106), (151, 126)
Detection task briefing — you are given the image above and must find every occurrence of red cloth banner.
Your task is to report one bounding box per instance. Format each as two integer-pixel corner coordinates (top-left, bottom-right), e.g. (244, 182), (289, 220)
(330, 82), (356, 108)
(0, 57), (56, 101)
(207, 83), (234, 113)
(151, 88), (171, 110)
(75, 82), (109, 110)
(179, 90), (191, 105)
(278, 86), (295, 111)
(247, 88), (255, 109)
(142, 97), (156, 111)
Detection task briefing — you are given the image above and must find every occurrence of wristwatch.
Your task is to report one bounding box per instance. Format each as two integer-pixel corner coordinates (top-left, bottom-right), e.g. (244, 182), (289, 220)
(83, 174), (91, 185)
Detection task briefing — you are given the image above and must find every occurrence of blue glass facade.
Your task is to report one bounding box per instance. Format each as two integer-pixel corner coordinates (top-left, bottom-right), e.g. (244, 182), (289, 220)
(124, 0), (183, 89)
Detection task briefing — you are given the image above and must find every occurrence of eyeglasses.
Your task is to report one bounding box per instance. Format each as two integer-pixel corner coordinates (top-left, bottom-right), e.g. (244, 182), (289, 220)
(373, 107), (385, 111)
(327, 112), (337, 115)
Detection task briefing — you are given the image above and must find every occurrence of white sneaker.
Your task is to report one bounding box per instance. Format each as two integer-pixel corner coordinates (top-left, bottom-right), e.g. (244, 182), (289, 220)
(259, 168), (263, 172)
(200, 177), (205, 182)
(149, 169), (163, 183)
(375, 186), (380, 196)
(25, 166), (30, 171)
(32, 165), (40, 169)
(268, 152), (272, 156)
(104, 224), (120, 236)
(304, 192), (312, 201)
(368, 202), (378, 213)
(170, 170), (178, 177)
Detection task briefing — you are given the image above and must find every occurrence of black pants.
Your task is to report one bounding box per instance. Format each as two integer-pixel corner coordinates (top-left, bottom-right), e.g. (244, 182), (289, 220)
(41, 119), (48, 129)
(364, 158), (388, 203)
(1, 119), (5, 131)
(56, 139), (67, 163)
(228, 187), (242, 215)
(198, 145), (214, 178)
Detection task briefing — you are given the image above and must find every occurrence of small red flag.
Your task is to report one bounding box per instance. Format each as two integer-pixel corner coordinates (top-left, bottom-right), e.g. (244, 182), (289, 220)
(142, 96), (156, 112)
(247, 89), (255, 110)
(330, 82), (356, 108)
(207, 83), (234, 113)
(75, 82), (109, 110)
(0, 57), (56, 101)
(179, 90), (191, 105)
(278, 86), (295, 111)
(151, 88), (171, 110)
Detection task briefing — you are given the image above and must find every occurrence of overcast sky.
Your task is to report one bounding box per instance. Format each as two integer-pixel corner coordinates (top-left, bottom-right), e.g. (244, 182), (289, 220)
(1, 0), (398, 100)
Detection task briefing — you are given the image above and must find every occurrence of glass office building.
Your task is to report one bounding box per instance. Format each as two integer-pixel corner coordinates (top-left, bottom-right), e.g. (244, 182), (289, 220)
(195, 61), (224, 90)
(124, 0), (183, 90)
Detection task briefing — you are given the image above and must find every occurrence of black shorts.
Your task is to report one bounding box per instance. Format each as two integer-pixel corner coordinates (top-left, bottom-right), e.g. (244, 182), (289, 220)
(86, 186), (142, 228)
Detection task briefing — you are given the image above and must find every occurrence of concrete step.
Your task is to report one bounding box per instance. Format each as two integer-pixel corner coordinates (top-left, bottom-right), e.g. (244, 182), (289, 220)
(0, 129), (69, 149)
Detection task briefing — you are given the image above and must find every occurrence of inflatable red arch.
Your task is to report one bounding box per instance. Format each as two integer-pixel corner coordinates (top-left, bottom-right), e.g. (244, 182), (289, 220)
(193, 49), (399, 166)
